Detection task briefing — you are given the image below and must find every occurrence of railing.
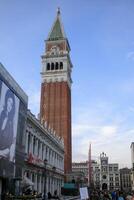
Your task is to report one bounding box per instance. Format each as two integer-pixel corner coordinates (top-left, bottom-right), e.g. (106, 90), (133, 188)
(5, 194), (42, 200)
(5, 195), (80, 200)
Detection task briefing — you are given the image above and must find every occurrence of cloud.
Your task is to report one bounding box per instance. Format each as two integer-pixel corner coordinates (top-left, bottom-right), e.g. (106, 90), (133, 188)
(26, 86), (40, 116)
(72, 124), (98, 137)
(100, 125), (117, 137)
(129, 106), (134, 112)
(127, 51), (134, 61)
(72, 101), (133, 167)
(120, 80), (134, 94)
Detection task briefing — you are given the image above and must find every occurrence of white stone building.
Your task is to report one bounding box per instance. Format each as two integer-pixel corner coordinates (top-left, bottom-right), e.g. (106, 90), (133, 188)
(23, 110), (64, 195)
(92, 161), (100, 189)
(72, 153), (120, 191)
(120, 168), (131, 192)
(72, 160), (99, 187)
(100, 152), (120, 191)
(72, 161), (89, 186)
(130, 142), (134, 190)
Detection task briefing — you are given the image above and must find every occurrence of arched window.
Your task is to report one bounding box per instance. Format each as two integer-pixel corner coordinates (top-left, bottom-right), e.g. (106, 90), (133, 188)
(55, 62), (59, 70)
(60, 62), (63, 69)
(47, 63), (50, 70)
(51, 63), (54, 70)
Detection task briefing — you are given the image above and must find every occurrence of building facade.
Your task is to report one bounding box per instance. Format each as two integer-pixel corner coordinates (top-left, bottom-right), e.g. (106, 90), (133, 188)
(92, 160), (100, 189)
(40, 9), (73, 174)
(0, 63), (28, 197)
(100, 152), (120, 191)
(72, 161), (99, 187)
(130, 142), (134, 190)
(72, 153), (120, 191)
(120, 168), (131, 192)
(72, 161), (89, 186)
(24, 110), (64, 195)
(0, 62), (65, 197)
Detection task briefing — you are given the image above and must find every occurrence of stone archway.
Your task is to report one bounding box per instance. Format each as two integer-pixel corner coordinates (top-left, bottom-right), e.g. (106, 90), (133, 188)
(102, 183), (107, 190)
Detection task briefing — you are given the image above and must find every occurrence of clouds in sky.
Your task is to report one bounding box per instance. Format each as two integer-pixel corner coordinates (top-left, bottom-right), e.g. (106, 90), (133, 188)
(127, 51), (134, 61)
(26, 84), (40, 116)
(72, 99), (133, 168)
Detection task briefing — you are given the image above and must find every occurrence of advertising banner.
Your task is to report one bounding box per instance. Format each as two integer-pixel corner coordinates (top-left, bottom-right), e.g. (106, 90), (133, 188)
(0, 80), (2, 95)
(80, 187), (89, 200)
(0, 81), (19, 163)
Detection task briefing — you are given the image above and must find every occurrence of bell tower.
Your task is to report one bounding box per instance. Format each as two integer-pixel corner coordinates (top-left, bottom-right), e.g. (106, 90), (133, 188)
(40, 9), (72, 173)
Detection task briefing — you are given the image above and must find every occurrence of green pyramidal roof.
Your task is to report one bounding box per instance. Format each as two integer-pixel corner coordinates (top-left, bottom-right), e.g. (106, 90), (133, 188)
(48, 10), (65, 40)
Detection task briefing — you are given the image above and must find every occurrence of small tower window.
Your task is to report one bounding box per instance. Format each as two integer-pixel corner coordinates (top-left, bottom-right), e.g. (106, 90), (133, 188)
(60, 62), (63, 69)
(47, 63), (50, 70)
(51, 63), (54, 70)
(55, 62), (59, 70)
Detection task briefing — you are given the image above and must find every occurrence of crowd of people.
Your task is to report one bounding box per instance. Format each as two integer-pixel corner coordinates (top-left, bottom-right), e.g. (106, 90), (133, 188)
(89, 190), (134, 200)
(47, 190), (60, 199)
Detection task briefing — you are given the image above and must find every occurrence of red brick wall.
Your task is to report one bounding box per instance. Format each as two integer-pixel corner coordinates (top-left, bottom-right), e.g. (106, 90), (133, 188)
(40, 81), (72, 173)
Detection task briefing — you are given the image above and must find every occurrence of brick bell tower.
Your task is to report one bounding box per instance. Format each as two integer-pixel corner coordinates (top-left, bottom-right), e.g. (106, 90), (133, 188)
(40, 8), (72, 173)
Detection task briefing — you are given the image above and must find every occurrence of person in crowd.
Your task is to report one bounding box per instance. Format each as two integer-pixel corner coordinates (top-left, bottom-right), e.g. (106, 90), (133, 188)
(103, 191), (111, 200)
(126, 193), (132, 200)
(111, 191), (117, 200)
(131, 193), (134, 200)
(47, 192), (52, 199)
(118, 192), (124, 200)
(53, 190), (60, 200)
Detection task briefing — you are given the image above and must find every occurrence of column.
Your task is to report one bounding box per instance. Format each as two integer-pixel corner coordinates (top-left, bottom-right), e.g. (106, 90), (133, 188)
(46, 146), (48, 161)
(32, 173), (35, 191)
(52, 177), (54, 195)
(36, 139), (38, 157)
(34, 174), (37, 191)
(40, 143), (43, 160)
(41, 174), (44, 194)
(50, 177), (52, 194)
(46, 176), (48, 194)
(57, 155), (59, 169)
(30, 135), (33, 154)
(48, 148), (50, 164)
(53, 152), (55, 166)
(43, 145), (46, 160)
(55, 153), (57, 168)
(61, 157), (64, 171)
(25, 130), (28, 153)
(38, 175), (41, 193)
(39, 142), (42, 159)
(51, 151), (53, 165)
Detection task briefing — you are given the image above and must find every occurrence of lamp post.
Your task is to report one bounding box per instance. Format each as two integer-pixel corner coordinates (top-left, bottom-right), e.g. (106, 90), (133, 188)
(44, 159), (47, 200)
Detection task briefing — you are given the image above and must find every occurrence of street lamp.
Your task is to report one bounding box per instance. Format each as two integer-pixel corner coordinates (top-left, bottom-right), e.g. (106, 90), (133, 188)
(44, 159), (47, 200)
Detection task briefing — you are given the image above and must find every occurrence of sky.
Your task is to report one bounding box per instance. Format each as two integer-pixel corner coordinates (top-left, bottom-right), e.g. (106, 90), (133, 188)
(0, 0), (134, 168)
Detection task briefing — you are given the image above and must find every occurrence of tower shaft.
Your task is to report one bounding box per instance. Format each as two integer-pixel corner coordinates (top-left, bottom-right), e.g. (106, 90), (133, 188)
(40, 10), (72, 173)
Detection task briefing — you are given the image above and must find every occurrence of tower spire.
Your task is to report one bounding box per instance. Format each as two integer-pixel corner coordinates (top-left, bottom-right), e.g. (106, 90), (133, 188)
(47, 8), (66, 41)
(57, 7), (60, 15)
